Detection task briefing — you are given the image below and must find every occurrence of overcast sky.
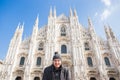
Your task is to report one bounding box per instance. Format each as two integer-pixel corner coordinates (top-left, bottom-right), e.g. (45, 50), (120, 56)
(0, 0), (120, 60)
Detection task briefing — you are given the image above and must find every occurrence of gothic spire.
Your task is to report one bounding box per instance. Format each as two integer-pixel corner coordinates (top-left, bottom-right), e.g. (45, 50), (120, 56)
(16, 23), (20, 32)
(88, 17), (95, 32)
(49, 6), (53, 17)
(73, 9), (77, 17)
(54, 6), (56, 18)
(70, 8), (73, 17)
(20, 23), (24, 32)
(88, 17), (93, 27)
(88, 17), (97, 38)
(108, 25), (116, 39)
(31, 15), (39, 41)
(14, 23), (21, 35)
(34, 14), (39, 28)
(104, 25), (111, 39)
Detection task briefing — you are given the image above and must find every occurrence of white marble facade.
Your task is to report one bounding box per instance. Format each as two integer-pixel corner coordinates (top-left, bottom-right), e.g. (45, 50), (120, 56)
(0, 8), (120, 80)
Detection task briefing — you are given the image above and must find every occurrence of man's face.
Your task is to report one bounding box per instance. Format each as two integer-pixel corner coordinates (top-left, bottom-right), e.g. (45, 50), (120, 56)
(53, 59), (61, 69)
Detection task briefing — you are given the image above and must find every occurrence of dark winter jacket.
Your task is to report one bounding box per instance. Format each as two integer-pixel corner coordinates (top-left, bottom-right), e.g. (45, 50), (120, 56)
(42, 65), (70, 80)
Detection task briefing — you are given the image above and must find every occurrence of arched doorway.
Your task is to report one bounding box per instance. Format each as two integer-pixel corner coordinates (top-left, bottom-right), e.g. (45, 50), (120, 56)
(15, 76), (21, 80)
(90, 77), (96, 80)
(34, 77), (40, 80)
(110, 77), (115, 80)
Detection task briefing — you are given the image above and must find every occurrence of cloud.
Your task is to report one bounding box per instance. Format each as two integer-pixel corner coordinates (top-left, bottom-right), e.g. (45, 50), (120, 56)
(101, 0), (111, 6)
(99, 0), (112, 21)
(100, 9), (111, 21)
(94, 0), (120, 22)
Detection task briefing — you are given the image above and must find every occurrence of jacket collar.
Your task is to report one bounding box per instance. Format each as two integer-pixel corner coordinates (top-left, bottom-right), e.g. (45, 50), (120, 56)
(52, 64), (63, 71)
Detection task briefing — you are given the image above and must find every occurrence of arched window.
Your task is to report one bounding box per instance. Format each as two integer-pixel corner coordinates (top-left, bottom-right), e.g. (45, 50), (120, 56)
(61, 45), (67, 53)
(38, 43), (44, 50)
(104, 57), (111, 66)
(84, 42), (90, 50)
(90, 77), (96, 80)
(61, 26), (66, 36)
(15, 76), (21, 80)
(87, 57), (93, 67)
(34, 77), (40, 80)
(109, 77), (115, 80)
(36, 57), (41, 66)
(19, 57), (25, 66)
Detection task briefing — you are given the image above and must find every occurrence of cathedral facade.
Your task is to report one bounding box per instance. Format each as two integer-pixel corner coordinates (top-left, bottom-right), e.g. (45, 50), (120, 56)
(0, 8), (120, 80)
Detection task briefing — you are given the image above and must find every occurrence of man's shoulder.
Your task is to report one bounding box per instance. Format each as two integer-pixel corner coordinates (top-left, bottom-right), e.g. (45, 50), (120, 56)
(44, 65), (53, 71)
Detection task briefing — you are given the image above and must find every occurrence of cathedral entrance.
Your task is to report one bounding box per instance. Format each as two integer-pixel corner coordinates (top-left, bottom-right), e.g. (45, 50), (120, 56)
(90, 77), (96, 80)
(109, 77), (115, 80)
(34, 77), (40, 80)
(15, 76), (21, 80)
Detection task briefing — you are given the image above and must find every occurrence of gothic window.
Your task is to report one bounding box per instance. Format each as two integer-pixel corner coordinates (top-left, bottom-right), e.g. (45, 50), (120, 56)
(61, 26), (66, 36)
(84, 42), (90, 50)
(104, 57), (111, 66)
(36, 57), (41, 66)
(61, 45), (67, 53)
(19, 57), (25, 66)
(38, 43), (44, 50)
(90, 77), (96, 80)
(34, 77), (40, 80)
(109, 77), (115, 80)
(87, 57), (93, 67)
(15, 76), (21, 80)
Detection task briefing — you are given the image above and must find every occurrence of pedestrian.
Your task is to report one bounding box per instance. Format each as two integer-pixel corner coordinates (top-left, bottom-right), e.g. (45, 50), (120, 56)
(42, 52), (70, 80)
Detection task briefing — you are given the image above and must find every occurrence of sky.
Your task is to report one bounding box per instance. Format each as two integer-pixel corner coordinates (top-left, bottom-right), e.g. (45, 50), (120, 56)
(0, 0), (120, 60)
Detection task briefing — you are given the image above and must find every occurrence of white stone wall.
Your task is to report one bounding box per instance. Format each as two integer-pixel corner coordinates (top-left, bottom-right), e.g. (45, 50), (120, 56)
(0, 61), (3, 78)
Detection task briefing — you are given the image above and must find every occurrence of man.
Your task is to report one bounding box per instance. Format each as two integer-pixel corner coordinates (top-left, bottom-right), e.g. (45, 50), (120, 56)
(42, 52), (70, 80)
